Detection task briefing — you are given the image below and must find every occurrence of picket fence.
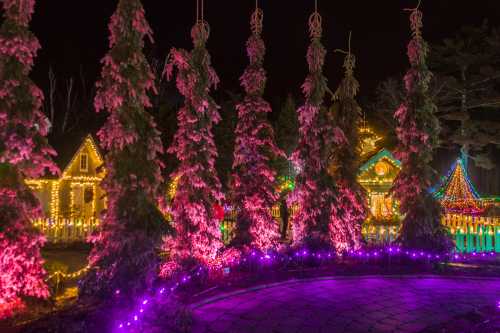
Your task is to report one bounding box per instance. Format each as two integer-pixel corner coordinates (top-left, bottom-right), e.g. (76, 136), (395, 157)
(32, 218), (100, 243)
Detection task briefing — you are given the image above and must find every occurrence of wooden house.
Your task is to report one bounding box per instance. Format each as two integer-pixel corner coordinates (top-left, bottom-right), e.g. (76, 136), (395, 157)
(26, 135), (106, 242)
(357, 148), (402, 243)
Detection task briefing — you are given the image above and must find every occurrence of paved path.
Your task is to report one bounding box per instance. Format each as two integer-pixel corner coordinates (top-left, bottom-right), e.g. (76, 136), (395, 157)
(191, 276), (500, 333)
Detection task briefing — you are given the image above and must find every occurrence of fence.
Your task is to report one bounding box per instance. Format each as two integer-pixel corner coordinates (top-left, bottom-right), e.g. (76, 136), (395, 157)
(32, 218), (100, 243)
(220, 205), (290, 245)
(442, 214), (500, 253)
(34, 211), (499, 253)
(362, 214), (500, 253)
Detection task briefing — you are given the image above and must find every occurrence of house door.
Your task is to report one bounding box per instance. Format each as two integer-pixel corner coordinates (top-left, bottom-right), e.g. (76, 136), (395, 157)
(73, 185), (94, 219)
(82, 186), (94, 219)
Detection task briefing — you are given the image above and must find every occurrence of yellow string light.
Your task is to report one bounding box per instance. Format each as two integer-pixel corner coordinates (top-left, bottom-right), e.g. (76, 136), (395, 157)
(359, 125), (382, 157)
(46, 265), (91, 282)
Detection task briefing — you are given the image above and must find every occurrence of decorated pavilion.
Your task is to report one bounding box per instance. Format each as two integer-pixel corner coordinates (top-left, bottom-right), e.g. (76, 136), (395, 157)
(357, 148), (401, 244)
(434, 156), (500, 252)
(357, 126), (500, 252)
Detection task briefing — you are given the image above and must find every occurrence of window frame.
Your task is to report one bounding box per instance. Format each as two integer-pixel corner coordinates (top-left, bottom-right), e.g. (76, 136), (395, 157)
(80, 153), (89, 172)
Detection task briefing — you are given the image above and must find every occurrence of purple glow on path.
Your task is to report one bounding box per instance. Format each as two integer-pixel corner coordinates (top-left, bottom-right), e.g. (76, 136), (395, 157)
(192, 277), (500, 332)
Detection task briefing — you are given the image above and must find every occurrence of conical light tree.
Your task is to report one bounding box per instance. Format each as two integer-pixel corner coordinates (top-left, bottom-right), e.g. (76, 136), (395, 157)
(289, 8), (346, 247)
(393, 6), (451, 251)
(231, 6), (283, 251)
(161, 18), (224, 276)
(0, 0), (58, 318)
(435, 157), (482, 215)
(329, 40), (366, 253)
(80, 0), (166, 298)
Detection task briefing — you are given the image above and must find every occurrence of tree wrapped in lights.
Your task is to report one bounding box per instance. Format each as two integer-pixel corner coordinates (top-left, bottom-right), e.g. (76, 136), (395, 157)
(434, 156), (483, 215)
(80, 0), (166, 299)
(289, 7), (345, 247)
(329, 38), (366, 253)
(161, 15), (224, 276)
(0, 0), (58, 317)
(231, 6), (283, 251)
(393, 5), (451, 251)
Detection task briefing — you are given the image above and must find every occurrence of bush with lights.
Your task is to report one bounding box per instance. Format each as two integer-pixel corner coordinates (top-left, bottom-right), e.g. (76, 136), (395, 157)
(392, 6), (452, 251)
(160, 18), (225, 276)
(289, 8), (346, 249)
(0, 0), (59, 318)
(329, 41), (367, 253)
(79, 0), (168, 300)
(230, 6), (283, 252)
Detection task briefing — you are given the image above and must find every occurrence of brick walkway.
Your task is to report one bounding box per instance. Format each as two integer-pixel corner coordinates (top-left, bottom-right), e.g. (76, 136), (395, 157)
(191, 276), (500, 333)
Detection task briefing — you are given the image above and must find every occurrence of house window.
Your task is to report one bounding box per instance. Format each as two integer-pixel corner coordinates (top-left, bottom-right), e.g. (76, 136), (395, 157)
(80, 153), (88, 172)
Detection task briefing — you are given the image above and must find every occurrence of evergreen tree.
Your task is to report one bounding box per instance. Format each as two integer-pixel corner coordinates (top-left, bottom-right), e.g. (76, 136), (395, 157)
(372, 21), (500, 169)
(231, 6), (283, 251)
(161, 19), (224, 276)
(290, 9), (345, 247)
(215, 92), (238, 192)
(0, 0), (58, 318)
(431, 21), (500, 169)
(275, 94), (299, 239)
(276, 94), (299, 175)
(393, 6), (451, 251)
(329, 43), (366, 253)
(81, 0), (166, 299)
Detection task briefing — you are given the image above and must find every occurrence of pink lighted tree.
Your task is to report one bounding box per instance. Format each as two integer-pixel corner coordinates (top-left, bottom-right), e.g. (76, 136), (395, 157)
(393, 6), (451, 251)
(80, 0), (167, 298)
(289, 9), (345, 248)
(0, 0), (58, 318)
(329, 42), (366, 253)
(161, 19), (224, 276)
(230, 7), (283, 252)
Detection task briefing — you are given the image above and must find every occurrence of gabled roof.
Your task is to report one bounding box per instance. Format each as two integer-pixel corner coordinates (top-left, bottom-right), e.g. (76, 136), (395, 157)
(358, 148), (401, 175)
(60, 134), (103, 177)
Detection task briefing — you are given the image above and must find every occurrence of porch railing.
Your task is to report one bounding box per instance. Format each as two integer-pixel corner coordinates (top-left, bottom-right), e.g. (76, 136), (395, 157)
(32, 218), (100, 243)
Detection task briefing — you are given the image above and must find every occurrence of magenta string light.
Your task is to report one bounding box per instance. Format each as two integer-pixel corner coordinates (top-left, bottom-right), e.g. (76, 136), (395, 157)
(116, 247), (497, 330)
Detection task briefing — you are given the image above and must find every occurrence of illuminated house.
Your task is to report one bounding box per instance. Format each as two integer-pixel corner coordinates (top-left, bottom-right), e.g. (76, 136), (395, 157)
(357, 148), (401, 243)
(357, 144), (500, 252)
(26, 135), (105, 242)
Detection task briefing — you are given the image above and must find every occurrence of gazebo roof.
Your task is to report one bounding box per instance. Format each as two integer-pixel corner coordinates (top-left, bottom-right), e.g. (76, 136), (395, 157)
(434, 157), (483, 214)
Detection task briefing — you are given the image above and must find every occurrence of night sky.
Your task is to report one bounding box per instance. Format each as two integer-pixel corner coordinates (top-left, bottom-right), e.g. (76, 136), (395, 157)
(28, 0), (500, 99)
(5, 0), (500, 192)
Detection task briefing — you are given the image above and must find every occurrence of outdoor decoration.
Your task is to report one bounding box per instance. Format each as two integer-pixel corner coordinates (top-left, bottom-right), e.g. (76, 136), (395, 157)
(161, 0), (224, 276)
(80, 0), (167, 299)
(25, 135), (105, 224)
(392, 4), (452, 251)
(329, 34), (366, 253)
(359, 123), (382, 158)
(116, 244), (498, 331)
(231, 3), (283, 251)
(358, 149), (401, 222)
(0, 0), (58, 318)
(434, 156), (483, 215)
(289, 2), (345, 247)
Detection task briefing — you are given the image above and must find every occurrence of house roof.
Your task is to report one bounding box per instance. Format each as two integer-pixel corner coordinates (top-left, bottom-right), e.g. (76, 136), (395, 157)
(50, 133), (90, 170)
(42, 133), (103, 179)
(61, 134), (104, 177)
(358, 148), (401, 175)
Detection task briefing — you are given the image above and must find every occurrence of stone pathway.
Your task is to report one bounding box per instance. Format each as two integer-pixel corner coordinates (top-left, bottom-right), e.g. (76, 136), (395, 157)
(191, 276), (500, 333)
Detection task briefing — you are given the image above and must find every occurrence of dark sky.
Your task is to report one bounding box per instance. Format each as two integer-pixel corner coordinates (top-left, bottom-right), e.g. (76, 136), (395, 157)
(3, 0), (497, 193)
(28, 0), (500, 100)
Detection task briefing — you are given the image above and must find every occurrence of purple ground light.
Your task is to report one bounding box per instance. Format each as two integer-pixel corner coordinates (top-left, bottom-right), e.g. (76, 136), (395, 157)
(191, 276), (500, 333)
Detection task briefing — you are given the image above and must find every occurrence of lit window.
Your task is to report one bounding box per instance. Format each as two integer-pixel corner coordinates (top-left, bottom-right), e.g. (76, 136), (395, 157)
(80, 153), (88, 172)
